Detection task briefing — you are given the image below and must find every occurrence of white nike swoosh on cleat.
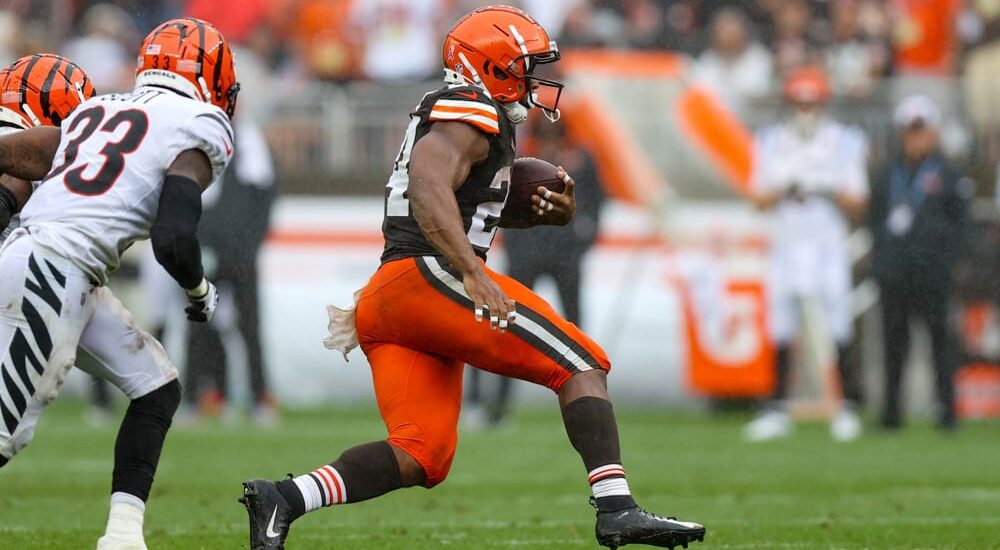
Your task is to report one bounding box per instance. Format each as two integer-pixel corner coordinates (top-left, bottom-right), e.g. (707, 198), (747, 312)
(265, 505), (281, 538)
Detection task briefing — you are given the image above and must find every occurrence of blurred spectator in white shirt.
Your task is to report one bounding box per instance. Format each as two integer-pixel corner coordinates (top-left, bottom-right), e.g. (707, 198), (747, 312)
(692, 7), (773, 120)
(62, 3), (135, 93)
(827, 0), (891, 99)
(350, 0), (445, 82)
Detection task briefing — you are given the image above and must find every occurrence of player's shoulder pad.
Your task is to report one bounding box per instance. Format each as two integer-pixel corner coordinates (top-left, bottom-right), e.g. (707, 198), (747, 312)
(180, 101), (234, 182)
(426, 85), (500, 135)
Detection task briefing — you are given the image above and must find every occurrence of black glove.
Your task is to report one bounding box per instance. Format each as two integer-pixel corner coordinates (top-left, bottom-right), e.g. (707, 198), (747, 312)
(185, 278), (219, 322)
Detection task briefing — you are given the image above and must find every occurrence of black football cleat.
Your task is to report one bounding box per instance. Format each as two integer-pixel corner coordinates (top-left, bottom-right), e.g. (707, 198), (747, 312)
(594, 500), (706, 550)
(240, 479), (294, 550)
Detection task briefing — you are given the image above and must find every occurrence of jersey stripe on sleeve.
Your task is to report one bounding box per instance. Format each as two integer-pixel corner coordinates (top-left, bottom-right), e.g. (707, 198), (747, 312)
(429, 99), (500, 134)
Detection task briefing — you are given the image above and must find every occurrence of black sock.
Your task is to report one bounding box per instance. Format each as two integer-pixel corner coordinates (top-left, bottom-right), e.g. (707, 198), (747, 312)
(277, 441), (403, 521)
(112, 380), (180, 500)
(561, 396), (637, 512)
(0, 455), (7, 468)
(276, 478), (306, 519)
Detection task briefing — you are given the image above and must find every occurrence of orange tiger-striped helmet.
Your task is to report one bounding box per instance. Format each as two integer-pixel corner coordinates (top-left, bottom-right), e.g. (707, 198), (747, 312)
(443, 6), (562, 119)
(0, 53), (96, 129)
(135, 18), (240, 118)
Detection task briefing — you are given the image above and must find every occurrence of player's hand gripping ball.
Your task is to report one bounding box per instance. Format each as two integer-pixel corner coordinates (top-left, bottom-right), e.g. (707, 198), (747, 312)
(504, 157), (575, 226)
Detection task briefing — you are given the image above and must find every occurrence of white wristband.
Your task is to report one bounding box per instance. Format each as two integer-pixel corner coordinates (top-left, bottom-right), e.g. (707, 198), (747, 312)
(186, 278), (209, 298)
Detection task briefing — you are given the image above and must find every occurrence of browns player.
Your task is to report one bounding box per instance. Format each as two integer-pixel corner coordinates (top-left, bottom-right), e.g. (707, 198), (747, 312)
(241, 6), (705, 550)
(0, 19), (237, 550)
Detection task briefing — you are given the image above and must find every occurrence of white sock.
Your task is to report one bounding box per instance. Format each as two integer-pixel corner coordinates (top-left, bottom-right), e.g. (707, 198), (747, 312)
(588, 464), (632, 499)
(103, 492), (146, 539)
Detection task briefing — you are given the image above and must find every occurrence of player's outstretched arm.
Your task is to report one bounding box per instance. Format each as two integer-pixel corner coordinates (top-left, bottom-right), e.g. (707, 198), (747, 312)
(408, 121), (516, 330)
(0, 126), (60, 182)
(150, 148), (218, 322)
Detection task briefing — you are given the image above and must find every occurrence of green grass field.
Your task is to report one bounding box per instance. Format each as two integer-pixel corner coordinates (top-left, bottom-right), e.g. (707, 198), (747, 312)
(1, 400), (998, 550)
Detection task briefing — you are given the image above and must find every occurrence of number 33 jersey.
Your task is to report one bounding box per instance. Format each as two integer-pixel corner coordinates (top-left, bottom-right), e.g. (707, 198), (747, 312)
(20, 87), (234, 284)
(380, 84), (515, 264)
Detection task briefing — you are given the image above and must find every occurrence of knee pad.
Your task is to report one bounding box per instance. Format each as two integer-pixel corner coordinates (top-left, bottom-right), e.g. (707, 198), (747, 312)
(132, 379), (181, 423)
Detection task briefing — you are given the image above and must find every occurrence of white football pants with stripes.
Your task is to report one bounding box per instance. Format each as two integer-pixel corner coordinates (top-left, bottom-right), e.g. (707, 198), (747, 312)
(0, 229), (178, 461)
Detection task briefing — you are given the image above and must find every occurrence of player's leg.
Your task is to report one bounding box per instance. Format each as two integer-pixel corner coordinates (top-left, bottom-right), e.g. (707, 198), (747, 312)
(77, 287), (181, 550)
(372, 257), (705, 549)
(241, 342), (463, 549)
(0, 236), (89, 467)
(825, 265), (862, 441)
(743, 273), (796, 441)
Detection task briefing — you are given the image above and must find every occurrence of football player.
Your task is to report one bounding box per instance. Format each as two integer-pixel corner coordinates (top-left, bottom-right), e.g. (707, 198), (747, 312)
(744, 67), (869, 442)
(0, 18), (238, 550)
(0, 54), (96, 241)
(240, 6), (705, 550)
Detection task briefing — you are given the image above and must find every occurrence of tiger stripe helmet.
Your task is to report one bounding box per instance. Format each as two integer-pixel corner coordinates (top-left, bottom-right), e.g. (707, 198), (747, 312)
(135, 18), (240, 118)
(0, 53), (96, 129)
(443, 6), (562, 119)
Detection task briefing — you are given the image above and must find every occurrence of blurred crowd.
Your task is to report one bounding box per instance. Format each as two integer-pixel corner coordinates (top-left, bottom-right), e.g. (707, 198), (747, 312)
(0, 1), (991, 88)
(4, 1), (1000, 154)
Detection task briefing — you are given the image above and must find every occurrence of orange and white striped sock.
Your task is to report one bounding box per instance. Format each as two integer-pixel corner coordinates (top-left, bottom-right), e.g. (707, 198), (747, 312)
(292, 464), (347, 512)
(589, 464), (632, 499)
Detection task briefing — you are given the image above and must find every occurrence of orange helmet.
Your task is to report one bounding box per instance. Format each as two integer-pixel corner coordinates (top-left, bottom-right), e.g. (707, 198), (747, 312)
(443, 6), (562, 120)
(783, 66), (831, 104)
(135, 18), (240, 118)
(0, 53), (96, 129)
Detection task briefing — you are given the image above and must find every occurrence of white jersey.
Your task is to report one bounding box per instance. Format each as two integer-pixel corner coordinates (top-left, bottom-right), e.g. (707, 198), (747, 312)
(752, 117), (868, 344)
(752, 118), (868, 291)
(19, 87), (234, 284)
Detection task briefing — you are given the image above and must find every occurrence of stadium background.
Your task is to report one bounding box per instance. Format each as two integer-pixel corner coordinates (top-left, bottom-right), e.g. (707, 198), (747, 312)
(10, 0), (990, 415)
(5, 1), (1000, 414)
(2, 1), (1000, 548)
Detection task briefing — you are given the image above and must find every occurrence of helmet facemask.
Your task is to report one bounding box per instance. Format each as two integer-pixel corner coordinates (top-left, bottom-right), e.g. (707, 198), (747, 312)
(509, 32), (563, 122)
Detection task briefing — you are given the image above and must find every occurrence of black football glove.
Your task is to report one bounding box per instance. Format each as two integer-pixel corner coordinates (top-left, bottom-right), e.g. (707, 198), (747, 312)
(185, 278), (219, 322)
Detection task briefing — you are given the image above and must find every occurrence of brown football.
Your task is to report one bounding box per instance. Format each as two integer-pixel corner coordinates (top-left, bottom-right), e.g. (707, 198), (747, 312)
(503, 157), (565, 223)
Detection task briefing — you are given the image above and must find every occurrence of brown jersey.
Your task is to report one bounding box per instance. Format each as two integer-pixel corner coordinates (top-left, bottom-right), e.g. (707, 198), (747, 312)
(380, 84), (515, 264)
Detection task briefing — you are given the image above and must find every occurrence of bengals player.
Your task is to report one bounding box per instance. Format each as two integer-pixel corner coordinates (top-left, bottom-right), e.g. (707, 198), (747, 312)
(0, 19), (237, 550)
(241, 6), (705, 550)
(0, 53), (96, 241)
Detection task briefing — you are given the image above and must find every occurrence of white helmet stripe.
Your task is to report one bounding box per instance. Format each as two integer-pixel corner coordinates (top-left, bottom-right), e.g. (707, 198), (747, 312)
(457, 52), (484, 87)
(509, 24), (530, 71)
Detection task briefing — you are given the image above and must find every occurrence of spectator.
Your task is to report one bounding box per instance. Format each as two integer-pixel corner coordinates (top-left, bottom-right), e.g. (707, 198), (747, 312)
(61, 3), (135, 92)
(465, 116), (604, 428)
(771, 0), (815, 75)
(869, 95), (972, 431)
(827, 0), (892, 98)
(889, 0), (962, 118)
(744, 67), (869, 442)
(349, 0), (446, 82)
(692, 7), (773, 120)
(0, 11), (22, 67)
(289, 0), (361, 81)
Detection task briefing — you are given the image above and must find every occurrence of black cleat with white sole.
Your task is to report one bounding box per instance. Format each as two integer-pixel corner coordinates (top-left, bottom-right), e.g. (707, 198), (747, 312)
(240, 479), (294, 550)
(594, 500), (706, 550)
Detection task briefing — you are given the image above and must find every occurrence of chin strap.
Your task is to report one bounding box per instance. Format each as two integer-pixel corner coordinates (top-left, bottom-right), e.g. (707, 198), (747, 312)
(502, 102), (529, 125)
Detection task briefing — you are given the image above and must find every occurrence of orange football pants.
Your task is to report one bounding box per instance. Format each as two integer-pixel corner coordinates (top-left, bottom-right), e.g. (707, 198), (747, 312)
(355, 256), (611, 486)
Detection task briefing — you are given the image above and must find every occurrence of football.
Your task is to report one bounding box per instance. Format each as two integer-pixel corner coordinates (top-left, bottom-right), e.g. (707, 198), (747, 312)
(503, 157), (565, 223)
